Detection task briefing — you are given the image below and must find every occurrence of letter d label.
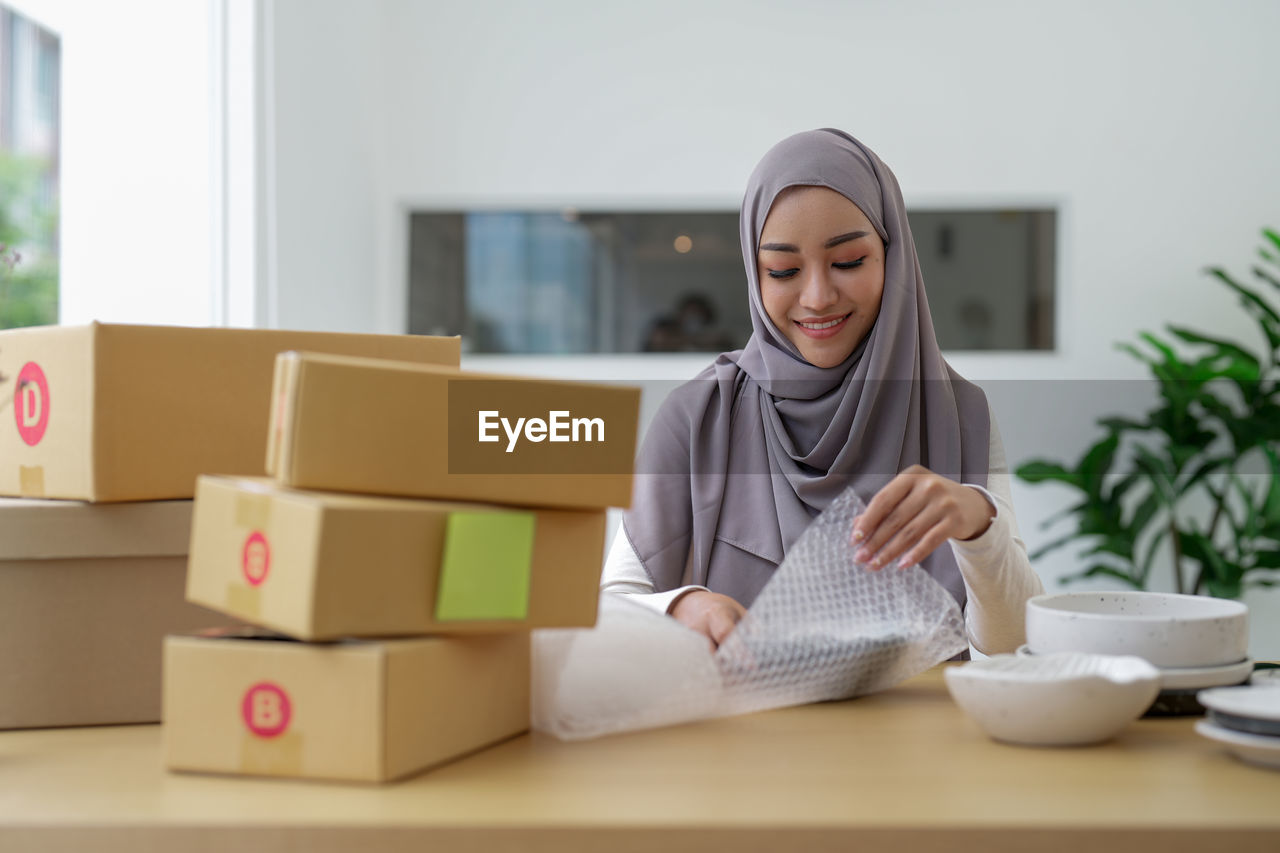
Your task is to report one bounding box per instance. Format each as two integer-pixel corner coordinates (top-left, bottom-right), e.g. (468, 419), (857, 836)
(14, 362), (50, 446)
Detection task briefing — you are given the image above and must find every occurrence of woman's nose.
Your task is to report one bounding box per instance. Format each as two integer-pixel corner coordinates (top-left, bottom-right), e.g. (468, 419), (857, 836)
(798, 269), (839, 313)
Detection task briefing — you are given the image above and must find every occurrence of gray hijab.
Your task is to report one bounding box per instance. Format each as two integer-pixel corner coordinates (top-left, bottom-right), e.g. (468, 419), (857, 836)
(623, 128), (990, 610)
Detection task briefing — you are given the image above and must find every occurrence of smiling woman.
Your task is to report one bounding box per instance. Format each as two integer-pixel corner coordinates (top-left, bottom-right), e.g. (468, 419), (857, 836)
(602, 128), (1045, 656)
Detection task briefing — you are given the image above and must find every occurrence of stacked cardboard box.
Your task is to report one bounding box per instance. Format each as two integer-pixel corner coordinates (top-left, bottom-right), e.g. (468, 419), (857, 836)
(0, 323), (460, 730)
(172, 351), (642, 782)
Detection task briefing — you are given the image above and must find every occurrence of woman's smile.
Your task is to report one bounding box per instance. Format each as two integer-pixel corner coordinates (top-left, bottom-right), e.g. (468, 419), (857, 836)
(793, 311), (853, 337)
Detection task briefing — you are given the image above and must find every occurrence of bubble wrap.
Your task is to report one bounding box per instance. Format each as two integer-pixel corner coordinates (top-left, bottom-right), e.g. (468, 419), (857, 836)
(533, 487), (968, 740)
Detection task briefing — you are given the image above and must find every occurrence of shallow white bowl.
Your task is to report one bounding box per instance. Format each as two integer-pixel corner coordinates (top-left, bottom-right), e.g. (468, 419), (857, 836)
(945, 653), (1161, 746)
(1025, 591), (1248, 668)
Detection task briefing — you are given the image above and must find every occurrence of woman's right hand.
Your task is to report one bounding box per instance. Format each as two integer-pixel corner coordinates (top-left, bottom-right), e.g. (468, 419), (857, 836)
(670, 590), (747, 651)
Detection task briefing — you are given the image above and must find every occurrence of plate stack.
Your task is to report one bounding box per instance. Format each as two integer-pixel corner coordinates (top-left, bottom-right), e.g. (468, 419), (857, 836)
(1023, 591), (1252, 715)
(1196, 686), (1280, 770)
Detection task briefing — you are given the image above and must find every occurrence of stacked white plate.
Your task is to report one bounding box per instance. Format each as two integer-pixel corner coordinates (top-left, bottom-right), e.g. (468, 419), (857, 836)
(1016, 645), (1253, 689)
(1023, 592), (1252, 713)
(1196, 685), (1280, 770)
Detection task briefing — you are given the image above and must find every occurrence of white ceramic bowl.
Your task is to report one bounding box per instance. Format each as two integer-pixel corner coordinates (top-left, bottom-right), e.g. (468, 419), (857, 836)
(944, 653), (1161, 746)
(1025, 591), (1248, 668)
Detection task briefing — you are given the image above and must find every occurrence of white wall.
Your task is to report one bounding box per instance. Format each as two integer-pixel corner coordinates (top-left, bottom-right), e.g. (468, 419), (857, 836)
(11, 0), (214, 327)
(268, 0), (385, 331)
(265, 0), (1280, 656)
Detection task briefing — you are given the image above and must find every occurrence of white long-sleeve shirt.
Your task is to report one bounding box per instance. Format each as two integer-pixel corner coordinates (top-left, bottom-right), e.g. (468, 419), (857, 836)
(600, 411), (1044, 655)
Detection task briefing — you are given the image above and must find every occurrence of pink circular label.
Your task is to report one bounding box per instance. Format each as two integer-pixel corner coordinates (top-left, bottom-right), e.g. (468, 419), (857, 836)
(241, 531), (271, 587)
(241, 682), (292, 738)
(14, 362), (50, 446)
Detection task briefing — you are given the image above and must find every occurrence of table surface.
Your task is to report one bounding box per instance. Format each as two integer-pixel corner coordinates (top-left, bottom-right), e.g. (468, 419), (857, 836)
(2, 665), (1278, 853)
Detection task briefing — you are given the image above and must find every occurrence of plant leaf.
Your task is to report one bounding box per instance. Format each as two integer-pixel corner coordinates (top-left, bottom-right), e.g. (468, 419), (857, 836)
(1016, 460), (1081, 488)
(1098, 416), (1149, 432)
(1208, 266), (1280, 323)
(1176, 455), (1232, 493)
(1080, 433), (1121, 499)
(1207, 577), (1244, 599)
(1040, 499), (1091, 530)
(1181, 530), (1241, 596)
(1133, 445), (1176, 504)
(1062, 564), (1145, 589)
(1207, 266), (1280, 351)
(1264, 446), (1280, 525)
(1252, 551), (1280, 569)
(1264, 226), (1280, 256)
(1028, 532), (1087, 561)
(1166, 325), (1260, 368)
(1126, 489), (1163, 539)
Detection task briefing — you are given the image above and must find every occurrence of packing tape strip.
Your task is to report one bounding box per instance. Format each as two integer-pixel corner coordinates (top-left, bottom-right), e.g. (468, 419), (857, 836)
(226, 584), (262, 621)
(239, 731), (304, 777)
(18, 465), (44, 497)
(235, 493), (272, 529)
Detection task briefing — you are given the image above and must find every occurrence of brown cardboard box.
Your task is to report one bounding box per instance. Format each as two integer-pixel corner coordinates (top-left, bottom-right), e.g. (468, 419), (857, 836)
(163, 630), (530, 783)
(0, 496), (222, 729)
(187, 475), (607, 640)
(267, 351), (640, 510)
(0, 323), (460, 501)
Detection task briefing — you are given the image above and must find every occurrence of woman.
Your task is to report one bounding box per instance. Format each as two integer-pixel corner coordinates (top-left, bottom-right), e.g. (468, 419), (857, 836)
(601, 128), (1043, 654)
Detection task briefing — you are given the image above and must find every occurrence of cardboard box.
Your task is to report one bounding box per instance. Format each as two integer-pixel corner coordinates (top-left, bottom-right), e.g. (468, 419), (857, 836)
(187, 476), (607, 640)
(163, 629), (530, 783)
(0, 323), (460, 501)
(0, 496), (223, 729)
(267, 351), (640, 510)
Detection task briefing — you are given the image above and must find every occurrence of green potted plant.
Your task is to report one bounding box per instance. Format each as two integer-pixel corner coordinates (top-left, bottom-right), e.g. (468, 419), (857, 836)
(1017, 228), (1280, 598)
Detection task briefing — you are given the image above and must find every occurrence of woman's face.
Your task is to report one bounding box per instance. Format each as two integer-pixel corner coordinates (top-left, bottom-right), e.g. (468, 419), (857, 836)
(757, 186), (885, 368)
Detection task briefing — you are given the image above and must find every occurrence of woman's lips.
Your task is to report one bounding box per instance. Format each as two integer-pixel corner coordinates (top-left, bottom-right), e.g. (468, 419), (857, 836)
(794, 312), (851, 339)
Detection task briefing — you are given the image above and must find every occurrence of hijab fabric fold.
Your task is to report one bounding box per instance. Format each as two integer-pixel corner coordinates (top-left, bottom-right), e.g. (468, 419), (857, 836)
(623, 129), (990, 610)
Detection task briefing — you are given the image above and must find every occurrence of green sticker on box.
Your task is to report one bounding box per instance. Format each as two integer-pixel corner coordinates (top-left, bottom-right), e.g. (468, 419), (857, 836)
(435, 511), (535, 621)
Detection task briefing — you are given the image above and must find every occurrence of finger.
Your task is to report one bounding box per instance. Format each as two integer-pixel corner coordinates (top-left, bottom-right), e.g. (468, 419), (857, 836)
(852, 473), (914, 544)
(873, 494), (954, 567)
(859, 485), (934, 566)
(896, 520), (952, 570)
(708, 608), (739, 647)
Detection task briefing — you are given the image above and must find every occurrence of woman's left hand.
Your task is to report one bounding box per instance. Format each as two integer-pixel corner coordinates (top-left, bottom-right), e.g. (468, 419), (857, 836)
(850, 465), (995, 570)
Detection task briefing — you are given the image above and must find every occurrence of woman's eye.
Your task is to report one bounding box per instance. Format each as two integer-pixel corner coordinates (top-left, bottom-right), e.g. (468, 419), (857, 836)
(766, 268), (799, 279)
(833, 258), (865, 270)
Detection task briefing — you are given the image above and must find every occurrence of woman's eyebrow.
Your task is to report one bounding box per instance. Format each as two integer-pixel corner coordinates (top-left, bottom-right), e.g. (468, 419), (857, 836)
(824, 230), (870, 248)
(759, 230), (870, 254)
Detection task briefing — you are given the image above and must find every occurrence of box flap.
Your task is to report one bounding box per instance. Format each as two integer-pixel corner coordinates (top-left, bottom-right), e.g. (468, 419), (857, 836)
(0, 497), (192, 560)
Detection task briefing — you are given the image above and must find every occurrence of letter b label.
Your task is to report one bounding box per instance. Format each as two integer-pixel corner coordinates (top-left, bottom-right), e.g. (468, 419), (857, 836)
(242, 682), (292, 738)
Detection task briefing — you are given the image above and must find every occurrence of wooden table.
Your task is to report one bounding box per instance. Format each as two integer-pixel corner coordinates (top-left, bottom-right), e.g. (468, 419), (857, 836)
(1, 666), (1277, 852)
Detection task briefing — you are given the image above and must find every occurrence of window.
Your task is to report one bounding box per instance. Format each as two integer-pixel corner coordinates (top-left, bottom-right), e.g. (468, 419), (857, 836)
(0, 3), (59, 330)
(408, 208), (1055, 354)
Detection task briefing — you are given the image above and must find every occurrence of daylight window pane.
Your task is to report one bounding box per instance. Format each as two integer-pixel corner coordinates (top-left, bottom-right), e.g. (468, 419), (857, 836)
(0, 4), (61, 330)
